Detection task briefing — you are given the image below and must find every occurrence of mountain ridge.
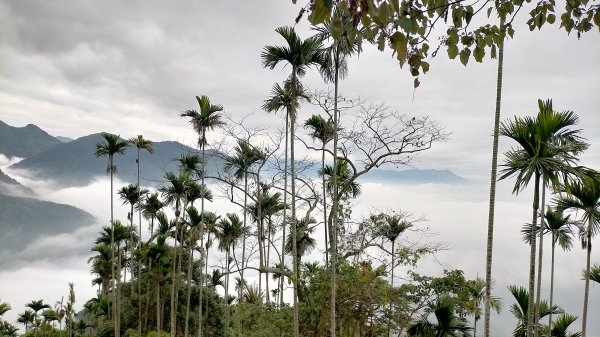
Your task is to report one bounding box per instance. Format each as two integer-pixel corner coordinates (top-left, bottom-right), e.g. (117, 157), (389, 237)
(0, 120), (62, 158)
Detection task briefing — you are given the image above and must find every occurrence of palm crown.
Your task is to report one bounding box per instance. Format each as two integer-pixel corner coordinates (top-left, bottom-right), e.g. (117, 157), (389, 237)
(181, 95), (225, 147)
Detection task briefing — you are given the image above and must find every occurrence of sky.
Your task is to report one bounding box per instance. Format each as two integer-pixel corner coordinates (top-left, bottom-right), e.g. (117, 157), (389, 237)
(1, 1), (600, 336)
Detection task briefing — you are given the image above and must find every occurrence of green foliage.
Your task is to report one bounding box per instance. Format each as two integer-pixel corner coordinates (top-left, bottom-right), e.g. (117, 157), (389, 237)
(299, 0), (599, 79)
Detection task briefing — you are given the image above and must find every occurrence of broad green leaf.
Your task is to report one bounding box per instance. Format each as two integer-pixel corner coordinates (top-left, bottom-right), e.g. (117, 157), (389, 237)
(330, 17), (344, 39)
(391, 31), (408, 64)
(421, 61), (430, 73)
(459, 48), (471, 66)
(391, 0), (400, 13)
(447, 44), (459, 59)
(399, 16), (412, 32)
(465, 5), (474, 24)
(308, 0), (332, 25)
(547, 13), (556, 24)
(473, 46), (485, 62)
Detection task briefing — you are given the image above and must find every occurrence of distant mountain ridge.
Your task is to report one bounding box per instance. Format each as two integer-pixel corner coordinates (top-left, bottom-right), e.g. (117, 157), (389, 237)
(11, 133), (225, 187)
(0, 120), (62, 158)
(363, 168), (468, 184)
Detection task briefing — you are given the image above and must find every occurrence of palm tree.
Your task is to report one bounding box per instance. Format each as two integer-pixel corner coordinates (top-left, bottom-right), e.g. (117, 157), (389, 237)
(555, 171), (600, 337)
(544, 208), (575, 327)
(128, 135), (154, 240)
(215, 213), (246, 335)
(181, 94), (224, 337)
(128, 134), (153, 337)
(94, 132), (129, 337)
(285, 216), (317, 280)
(508, 285), (562, 337)
(483, 13), (506, 337)
(500, 102), (586, 337)
(118, 184), (149, 278)
(89, 244), (112, 295)
(547, 313), (581, 337)
(0, 300), (10, 317)
(224, 139), (265, 287)
(262, 82), (300, 308)
(17, 310), (35, 332)
(407, 295), (472, 337)
(262, 26), (325, 336)
(314, 12), (361, 336)
(304, 114), (335, 265)
(465, 278), (502, 337)
(26, 300), (50, 337)
(159, 170), (191, 337)
(183, 205), (212, 337)
(247, 189), (285, 302)
(140, 192), (165, 239)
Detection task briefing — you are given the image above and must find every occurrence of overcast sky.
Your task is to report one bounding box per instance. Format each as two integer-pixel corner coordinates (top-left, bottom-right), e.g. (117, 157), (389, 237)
(1, 1), (599, 336)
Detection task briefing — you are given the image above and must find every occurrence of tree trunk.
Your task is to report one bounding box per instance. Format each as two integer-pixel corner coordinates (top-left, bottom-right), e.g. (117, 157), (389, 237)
(137, 147), (143, 337)
(526, 172), (540, 337)
(534, 183), (546, 336)
(330, 47), (340, 337)
(280, 113), (289, 309)
(157, 278), (161, 335)
(241, 172), (249, 292)
(548, 235), (556, 328)
(170, 212), (181, 337)
(184, 235), (194, 337)
(224, 249), (231, 336)
(483, 15), (505, 337)
(198, 140), (206, 337)
(322, 147), (329, 266)
(290, 96), (299, 337)
(581, 218), (592, 337)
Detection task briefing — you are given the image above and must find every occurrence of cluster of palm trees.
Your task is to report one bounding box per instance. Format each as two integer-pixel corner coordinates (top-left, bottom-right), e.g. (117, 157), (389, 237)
(1, 287), (78, 337)
(500, 99), (600, 337)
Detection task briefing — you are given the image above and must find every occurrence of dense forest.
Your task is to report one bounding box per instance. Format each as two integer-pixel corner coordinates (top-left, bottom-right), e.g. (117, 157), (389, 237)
(1, 1), (599, 337)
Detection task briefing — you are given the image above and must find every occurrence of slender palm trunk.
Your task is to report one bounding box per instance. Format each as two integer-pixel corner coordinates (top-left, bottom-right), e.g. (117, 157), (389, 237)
(280, 114), (289, 308)
(109, 156), (120, 337)
(157, 277), (161, 335)
(322, 146), (329, 266)
(184, 234), (194, 337)
(137, 148), (143, 337)
(199, 140), (206, 337)
(581, 218), (592, 337)
(170, 211), (181, 337)
(388, 241), (395, 337)
(548, 234), (556, 328)
(330, 48), (340, 337)
(241, 173), (249, 289)
(483, 15), (505, 337)
(474, 318), (478, 337)
(224, 249), (231, 336)
(290, 108), (299, 337)
(117, 244), (122, 337)
(534, 183), (547, 336)
(526, 172), (540, 337)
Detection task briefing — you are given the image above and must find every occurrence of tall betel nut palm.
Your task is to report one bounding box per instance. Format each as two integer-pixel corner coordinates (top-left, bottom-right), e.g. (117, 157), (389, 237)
(94, 132), (129, 337)
(181, 94), (224, 337)
(500, 99), (587, 337)
(556, 170), (600, 337)
(262, 25), (326, 337)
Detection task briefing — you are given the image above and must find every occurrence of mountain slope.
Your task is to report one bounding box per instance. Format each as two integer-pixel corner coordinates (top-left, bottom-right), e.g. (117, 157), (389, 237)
(0, 120), (62, 158)
(11, 133), (225, 187)
(0, 193), (95, 253)
(0, 169), (35, 196)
